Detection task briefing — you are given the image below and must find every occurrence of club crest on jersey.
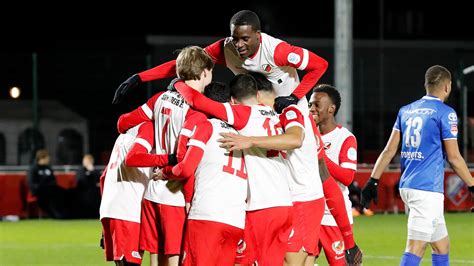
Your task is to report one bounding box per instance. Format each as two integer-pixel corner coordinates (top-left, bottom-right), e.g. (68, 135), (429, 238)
(262, 64), (272, 73)
(131, 251), (141, 259)
(287, 53), (301, 65)
(450, 124), (458, 136)
(324, 142), (331, 150)
(331, 241), (345, 255)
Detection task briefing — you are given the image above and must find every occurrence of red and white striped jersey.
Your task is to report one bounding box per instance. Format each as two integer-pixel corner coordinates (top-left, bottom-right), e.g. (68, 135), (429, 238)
(185, 119), (248, 229)
(321, 125), (358, 226)
(173, 81), (292, 211)
(100, 122), (153, 223)
(280, 105), (324, 202)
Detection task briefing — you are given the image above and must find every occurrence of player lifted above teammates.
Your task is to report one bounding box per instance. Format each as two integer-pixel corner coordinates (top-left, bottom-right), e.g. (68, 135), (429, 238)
(112, 10), (327, 114)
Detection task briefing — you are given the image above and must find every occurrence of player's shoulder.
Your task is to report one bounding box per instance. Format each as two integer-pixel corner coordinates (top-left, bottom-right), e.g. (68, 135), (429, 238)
(261, 32), (284, 48)
(338, 125), (356, 138)
(209, 118), (236, 132)
(281, 104), (302, 117)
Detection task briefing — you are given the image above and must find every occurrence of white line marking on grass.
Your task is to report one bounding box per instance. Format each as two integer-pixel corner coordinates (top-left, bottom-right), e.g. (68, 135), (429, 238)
(362, 255), (474, 264)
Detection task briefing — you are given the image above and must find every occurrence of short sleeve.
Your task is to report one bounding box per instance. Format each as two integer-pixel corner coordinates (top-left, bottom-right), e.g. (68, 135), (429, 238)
(393, 109), (401, 131)
(441, 108), (458, 140)
(279, 105), (304, 131)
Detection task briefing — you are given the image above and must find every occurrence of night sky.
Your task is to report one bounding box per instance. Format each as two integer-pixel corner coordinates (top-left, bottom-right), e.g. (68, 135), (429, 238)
(1, 1), (473, 163)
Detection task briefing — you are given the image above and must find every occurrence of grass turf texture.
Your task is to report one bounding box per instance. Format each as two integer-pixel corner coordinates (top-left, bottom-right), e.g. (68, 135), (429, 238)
(0, 213), (472, 265)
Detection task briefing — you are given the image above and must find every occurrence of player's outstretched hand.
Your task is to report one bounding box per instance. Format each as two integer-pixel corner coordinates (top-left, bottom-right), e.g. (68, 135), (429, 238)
(274, 94), (299, 113)
(218, 133), (253, 151)
(112, 74), (141, 104)
(361, 177), (379, 208)
(224, 37), (240, 57)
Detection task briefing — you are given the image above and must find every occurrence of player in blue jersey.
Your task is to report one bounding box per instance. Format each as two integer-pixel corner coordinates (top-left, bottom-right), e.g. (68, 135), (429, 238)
(360, 65), (474, 266)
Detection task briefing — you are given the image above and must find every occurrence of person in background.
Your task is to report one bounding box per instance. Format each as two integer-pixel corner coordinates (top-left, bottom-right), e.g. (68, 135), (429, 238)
(27, 149), (70, 219)
(74, 154), (101, 218)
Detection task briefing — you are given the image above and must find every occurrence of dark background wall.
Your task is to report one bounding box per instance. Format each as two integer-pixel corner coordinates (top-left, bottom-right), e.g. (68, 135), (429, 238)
(1, 0), (473, 164)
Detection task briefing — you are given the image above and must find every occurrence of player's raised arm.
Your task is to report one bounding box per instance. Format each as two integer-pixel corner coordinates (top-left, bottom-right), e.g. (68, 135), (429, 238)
(273, 42), (328, 112)
(117, 92), (164, 133)
(174, 80), (251, 130)
(218, 105), (305, 151)
(112, 60), (177, 104)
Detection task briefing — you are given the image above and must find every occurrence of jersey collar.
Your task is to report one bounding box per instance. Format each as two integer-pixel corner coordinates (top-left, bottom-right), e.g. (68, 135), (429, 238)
(422, 95), (441, 101)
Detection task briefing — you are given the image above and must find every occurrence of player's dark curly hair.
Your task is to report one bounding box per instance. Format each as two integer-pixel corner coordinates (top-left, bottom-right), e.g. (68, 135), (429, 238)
(230, 10), (261, 31)
(313, 84), (342, 116)
(204, 81), (231, 103)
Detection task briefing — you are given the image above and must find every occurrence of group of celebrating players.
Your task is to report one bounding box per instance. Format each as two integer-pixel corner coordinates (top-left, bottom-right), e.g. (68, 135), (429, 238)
(99, 10), (362, 266)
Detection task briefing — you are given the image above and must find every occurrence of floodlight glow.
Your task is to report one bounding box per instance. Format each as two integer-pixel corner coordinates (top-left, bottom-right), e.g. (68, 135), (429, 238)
(9, 86), (21, 99)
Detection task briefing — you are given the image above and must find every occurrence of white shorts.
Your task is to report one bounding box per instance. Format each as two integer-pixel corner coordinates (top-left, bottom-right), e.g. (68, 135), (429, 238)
(400, 188), (446, 235)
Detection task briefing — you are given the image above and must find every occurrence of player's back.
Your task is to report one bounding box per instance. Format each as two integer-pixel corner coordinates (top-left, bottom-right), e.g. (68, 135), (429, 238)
(100, 124), (151, 222)
(153, 90), (190, 154)
(190, 118), (248, 229)
(282, 106), (324, 202)
(145, 90), (191, 206)
(237, 104), (292, 211)
(396, 95), (457, 193)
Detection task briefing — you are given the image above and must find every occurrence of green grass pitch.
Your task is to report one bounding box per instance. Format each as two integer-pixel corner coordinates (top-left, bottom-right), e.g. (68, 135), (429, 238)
(0, 213), (472, 265)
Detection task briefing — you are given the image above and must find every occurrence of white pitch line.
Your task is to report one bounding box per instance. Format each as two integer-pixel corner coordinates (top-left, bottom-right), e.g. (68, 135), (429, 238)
(347, 255), (474, 264)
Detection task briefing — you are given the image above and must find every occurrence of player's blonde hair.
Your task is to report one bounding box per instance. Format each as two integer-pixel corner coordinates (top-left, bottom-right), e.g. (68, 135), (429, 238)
(176, 46), (214, 81)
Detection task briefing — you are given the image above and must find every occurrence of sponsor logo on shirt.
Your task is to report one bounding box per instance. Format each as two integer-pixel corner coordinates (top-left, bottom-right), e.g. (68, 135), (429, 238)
(285, 110), (297, 120)
(400, 151), (424, 160)
(448, 112), (457, 121)
(347, 147), (357, 161)
(450, 124), (458, 136)
(405, 108), (436, 115)
(287, 52), (301, 65)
